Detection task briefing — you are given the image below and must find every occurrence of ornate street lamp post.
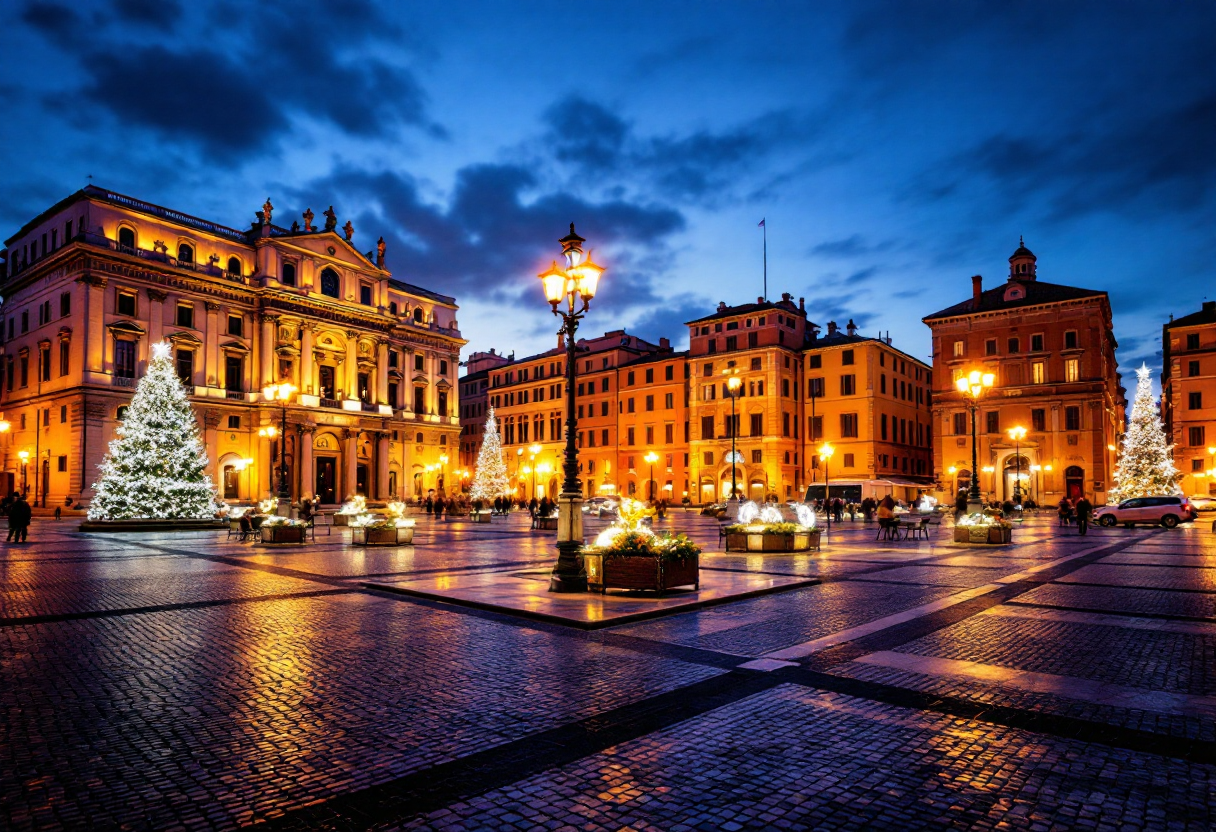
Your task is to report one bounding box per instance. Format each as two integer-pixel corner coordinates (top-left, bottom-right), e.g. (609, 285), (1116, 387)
(537, 224), (604, 592)
(440, 454), (449, 496)
(723, 369), (742, 512)
(1007, 425), (1027, 504)
(819, 442), (834, 532)
(18, 449), (29, 496)
(954, 369), (995, 512)
(262, 383), (296, 501)
(644, 450), (659, 501)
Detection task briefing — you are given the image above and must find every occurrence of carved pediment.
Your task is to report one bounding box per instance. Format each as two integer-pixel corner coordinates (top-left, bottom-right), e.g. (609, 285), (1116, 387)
(220, 340), (250, 354)
(107, 320), (146, 336)
(273, 232), (379, 272)
(167, 330), (204, 346)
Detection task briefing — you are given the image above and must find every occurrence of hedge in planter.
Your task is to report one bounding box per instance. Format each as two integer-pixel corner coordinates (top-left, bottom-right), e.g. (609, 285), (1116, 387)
(260, 518), (307, 544)
(584, 530), (701, 594)
(723, 521), (821, 553)
(352, 519), (415, 546)
(953, 512), (1013, 545)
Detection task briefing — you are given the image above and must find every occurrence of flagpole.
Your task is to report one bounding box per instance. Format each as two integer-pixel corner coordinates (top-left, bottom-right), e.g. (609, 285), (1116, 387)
(762, 219), (767, 300)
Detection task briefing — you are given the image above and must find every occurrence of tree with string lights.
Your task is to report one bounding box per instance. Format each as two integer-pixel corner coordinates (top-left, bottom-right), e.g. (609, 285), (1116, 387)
(469, 407), (509, 501)
(1108, 364), (1182, 502)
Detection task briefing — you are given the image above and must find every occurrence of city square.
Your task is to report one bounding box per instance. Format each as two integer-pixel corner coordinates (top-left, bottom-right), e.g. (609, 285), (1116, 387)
(1, 1), (1214, 829)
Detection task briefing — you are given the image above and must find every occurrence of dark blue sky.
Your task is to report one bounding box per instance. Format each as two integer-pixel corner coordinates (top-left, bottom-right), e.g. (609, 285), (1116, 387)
(3, 1), (1213, 380)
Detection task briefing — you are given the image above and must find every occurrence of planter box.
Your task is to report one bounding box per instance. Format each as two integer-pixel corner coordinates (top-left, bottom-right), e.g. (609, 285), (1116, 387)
(533, 517), (559, 531)
(333, 514), (352, 526)
(726, 530), (820, 552)
(953, 526), (1012, 545)
(261, 524), (306, 544)
(587, 552), (699, 594)
(471, 512), (492, 524)
(353, 526), (415, 545)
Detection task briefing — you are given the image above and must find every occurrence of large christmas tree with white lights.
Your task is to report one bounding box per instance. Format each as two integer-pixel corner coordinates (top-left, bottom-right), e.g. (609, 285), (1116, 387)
(469, 407), (509, 501)
(1108, 364), (1182, 502)
(88, 341), (219, 520)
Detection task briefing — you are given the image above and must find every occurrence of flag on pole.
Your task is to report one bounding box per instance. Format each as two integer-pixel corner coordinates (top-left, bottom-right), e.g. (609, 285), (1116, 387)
(758, 218), (765, 227)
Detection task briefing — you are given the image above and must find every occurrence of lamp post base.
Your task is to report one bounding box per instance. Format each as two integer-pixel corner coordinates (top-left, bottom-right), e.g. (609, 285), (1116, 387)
(967, 497), (984, 514)
(548, 494), (587, 593)
(724, 496), (741, 521)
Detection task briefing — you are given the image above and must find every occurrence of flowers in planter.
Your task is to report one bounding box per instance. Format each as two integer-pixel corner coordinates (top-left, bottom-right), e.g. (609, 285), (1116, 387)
(337, 496), (367, 516)
(258, 497), (279, 515)
(585, 498), (700, 561)
(956, 512), (1012, 529)
(261, 515), (305, 527)
(725, 500), (817, 534)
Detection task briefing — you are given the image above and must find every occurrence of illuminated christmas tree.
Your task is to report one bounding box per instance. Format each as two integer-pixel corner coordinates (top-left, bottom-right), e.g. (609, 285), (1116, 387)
(88, 341), (219, 520)
(1108, 364), (1182, 502)
(469, 407), (509, 501)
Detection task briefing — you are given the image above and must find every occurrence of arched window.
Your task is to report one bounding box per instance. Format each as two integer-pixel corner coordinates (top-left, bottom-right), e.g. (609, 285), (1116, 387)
(117, 227), (135, 251)
(178, 243), (194, 264)
(413, 307), (424, 323)
(226, 257), (241, 276)
(320, 268), (340, 298)
(116, 405), (129, 421)
(281, 262), (296, 286)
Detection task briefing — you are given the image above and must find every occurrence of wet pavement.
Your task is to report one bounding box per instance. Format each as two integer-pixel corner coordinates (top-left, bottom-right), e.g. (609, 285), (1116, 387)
(1, 510), (1213, 830)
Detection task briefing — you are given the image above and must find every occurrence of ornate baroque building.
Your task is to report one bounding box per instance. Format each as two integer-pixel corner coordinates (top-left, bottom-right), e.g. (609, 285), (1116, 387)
(923, 240), (1124, 505)
(0, 187), (464, 508)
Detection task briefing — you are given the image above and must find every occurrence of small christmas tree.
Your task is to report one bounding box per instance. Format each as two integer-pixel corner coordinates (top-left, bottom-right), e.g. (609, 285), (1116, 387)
(88, 341), (219, 520)
(1108, 364), (1182, 502)
(469, 407), (509, 501)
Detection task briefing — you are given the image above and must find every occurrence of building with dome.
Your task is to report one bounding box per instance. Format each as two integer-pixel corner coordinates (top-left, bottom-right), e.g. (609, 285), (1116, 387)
(923, 240), (1125, 506)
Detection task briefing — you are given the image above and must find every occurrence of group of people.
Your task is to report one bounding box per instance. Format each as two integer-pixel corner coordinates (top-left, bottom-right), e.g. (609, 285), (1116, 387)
(2, 492), (32, 542)
(805, 495), (902, 523)
(1057, 496), (1094, 534)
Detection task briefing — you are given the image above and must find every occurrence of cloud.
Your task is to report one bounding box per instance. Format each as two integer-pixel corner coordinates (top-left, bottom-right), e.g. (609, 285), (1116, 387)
(810, 234), (895, 258)
(627, 293), (709, 349)
(283, 163), (686, 317)
(21, 0), (435, 161)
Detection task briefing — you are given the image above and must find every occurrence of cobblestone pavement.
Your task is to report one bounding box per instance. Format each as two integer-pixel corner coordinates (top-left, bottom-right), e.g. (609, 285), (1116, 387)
(1, 512), (1213, 830)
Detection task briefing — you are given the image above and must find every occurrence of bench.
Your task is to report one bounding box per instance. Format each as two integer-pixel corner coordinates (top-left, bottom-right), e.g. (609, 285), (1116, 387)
(306, 513), (334, 541)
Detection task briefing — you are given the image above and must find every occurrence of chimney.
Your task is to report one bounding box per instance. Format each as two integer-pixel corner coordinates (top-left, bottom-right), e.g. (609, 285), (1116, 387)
(659, 337), (670, 350)
(846, 319), (857, 336)
(809, 324), (820, 341)
(972, 274), (983, 302)
(799, 297), (805, 311)
(827, 321), (838, 336)
(782, 292), (791, 303)
(1204, 301), (1215, 313)
(757, 296), (764, 304)
(558, 334), (565, 350)
(718, 301), (727, 312)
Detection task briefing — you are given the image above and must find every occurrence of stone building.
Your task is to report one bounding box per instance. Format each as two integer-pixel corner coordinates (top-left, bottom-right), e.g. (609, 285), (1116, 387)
(923, 240), (1124, 505)
(0, 186), (464, 508)
(803, 321), (934, 503)
(458, 349), (511, 470)
(1162, 300), (1216, 497)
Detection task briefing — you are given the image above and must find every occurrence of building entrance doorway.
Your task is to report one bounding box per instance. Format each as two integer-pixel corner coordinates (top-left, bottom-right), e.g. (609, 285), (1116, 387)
(223, 465), (239, 499)
(1003, 455), (1031, 502)
(315, 456), (337, 503)
(356, 464), (368, 496)
(1065, 466), (1085, 501)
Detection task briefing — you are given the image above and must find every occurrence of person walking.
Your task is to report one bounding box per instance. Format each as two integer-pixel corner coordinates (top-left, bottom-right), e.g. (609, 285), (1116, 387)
(9, 493), (32, 543)
(954, 490), (969, 520)
(1057, 497), (1072, 527)
(1075, 495), (1092, 536)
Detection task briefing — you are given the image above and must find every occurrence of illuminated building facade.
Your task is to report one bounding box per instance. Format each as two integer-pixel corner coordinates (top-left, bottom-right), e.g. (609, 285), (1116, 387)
(0, 187), (464, 508)
(924, 240), (1124, 505)
(1162, 301), (1216, 496)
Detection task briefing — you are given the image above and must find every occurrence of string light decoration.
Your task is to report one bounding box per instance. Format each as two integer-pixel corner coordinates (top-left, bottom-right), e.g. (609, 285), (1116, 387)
(1109, 365), (1182, 501)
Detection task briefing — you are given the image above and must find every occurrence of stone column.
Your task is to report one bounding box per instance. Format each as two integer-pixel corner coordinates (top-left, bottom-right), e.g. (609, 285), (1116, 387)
(376, 340), (390, 405)
(145, 288), (166, 345)
(259, 314), (277, 390)
(204, 302), (221, 389)
(299, 425), (314, 499)
(203, 409), (222, 480)
(345, 331), (360, 399)
(300, 323), (315, 394)
(77, 399), (110, 503)
(257, 429), (273, 498)
(78, 275), (108, 378)
(376, 430), (390, 498)
(343, 429), (358, 499)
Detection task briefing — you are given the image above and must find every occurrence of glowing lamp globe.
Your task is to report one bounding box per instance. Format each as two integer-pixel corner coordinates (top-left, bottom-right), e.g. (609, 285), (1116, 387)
(818, 442), (834, 460)
(573, 253), (603, 300)
(539, 262), (567, 306)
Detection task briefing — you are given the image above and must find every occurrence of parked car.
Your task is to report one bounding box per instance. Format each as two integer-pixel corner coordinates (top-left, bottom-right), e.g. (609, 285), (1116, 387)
(1188, 495), (1216, 513)
(1094, 496), (1197, 528)
(581, 497), (619, 518)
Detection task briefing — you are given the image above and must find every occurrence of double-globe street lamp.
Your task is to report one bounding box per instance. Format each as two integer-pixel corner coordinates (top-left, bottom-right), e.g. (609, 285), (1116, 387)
(723, 369), (742, 510)
(819, 442), (834, 532)
(955, 369), (995, 512)
(1006, 425), (1027, 504)
(537, 224), (604, 593)
(261, 382), (296, 501)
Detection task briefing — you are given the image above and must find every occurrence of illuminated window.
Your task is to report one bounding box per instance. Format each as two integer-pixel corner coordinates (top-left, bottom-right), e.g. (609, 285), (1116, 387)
(1065, 358), (1079, 382)
(952, 340), (964, 357)
(320, 268), (340, 298)
(1032, 361), (1045, 384)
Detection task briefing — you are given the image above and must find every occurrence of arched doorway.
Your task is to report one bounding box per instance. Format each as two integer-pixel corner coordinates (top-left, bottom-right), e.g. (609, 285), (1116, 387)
(1065, 466), (1084, 501)
(955, 468), (972, 497)
(1002, 455), (1031, 502)
(748, 478), (766, 501)
(699, 477), (715, 504)
(719, 467), (745, 501)
(313, 432), (341, 504)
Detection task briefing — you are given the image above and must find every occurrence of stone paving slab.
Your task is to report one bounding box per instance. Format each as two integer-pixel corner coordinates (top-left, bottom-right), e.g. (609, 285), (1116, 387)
(1058, 563), (1216, 592)
(1014, 583), (1216, 620)
(396, 684), (1216, 831)
(365, 568), (817, 629)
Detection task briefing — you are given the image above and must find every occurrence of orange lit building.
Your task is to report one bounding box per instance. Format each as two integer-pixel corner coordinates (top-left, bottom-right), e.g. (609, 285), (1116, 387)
(0, 187), (465, 508)
(924, 240), (1124, 505)
(458, 349), (511, 470)
(803, 321), (934, 503)
(686, 294), (809, 503)
(613, 349), (690, 501)
(1162, 301), (1216, 497)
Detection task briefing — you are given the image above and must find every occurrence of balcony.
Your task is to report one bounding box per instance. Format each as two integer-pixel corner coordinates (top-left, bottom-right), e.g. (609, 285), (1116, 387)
(320, 398), (340, 409)
(225, 390), (244, 401)
(113, 376), (137, 388)
(80, 233), (247, 284)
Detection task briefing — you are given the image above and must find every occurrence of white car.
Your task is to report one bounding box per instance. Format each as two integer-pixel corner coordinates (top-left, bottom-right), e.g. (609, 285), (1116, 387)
(1188, 495), (1216, 513)
(1094, 496), (1197, 529)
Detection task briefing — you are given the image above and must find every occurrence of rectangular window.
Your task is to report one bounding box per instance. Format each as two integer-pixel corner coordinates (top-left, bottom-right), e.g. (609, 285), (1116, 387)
(227, 415), (241, 430)
(627, 397), (635, 413)
(626, 426), (636, 447)
(228, 314), (243, 336)
(175, 303), (194, 328)
(665, 423), (674, 443)
(1031, 334), (1044, 352)
(39, 345), (50, 381)
(840, 413), (858, 438)
(701, 415), (715, 439)
(842, 349), (854, 365)
(1188, 426), (1205, 446)
(414, 353), (424, 371)
(809, 354), (822, 369)
(843, 453), (854, 468)
(953, 412), (967, 435)
(985, 339), (997, 356)
(703, 451), (714, 465)
(1031, 408), (1045, 432)
(725, 335), (738, 351)
(750, 413), (763, 436)
(118, 291), (139, 316)
(1065, 406), (1080, 431)
(57, 455), (67, 473)
(840, 375), (855, 395)
(225, 356), (243, 392)
(1064, 331), (1078, 349)
(808, 377), (824, 398)
(1188, 360), (1201, 377)
(645, 425), (654, 445)
(1008, 337), (1019, 354)
(881, 413), (888, 441)
(1186, 333), (1200, 350)
(986, 411), (999, 434)
(1189, 391), (1203, 409)
(412, 387), (426, 412)
(59, 341), (70, 376)
(1065, 357), (1079, 382)
(176, 349), (193, 384)
(809, 415), (822, 441)
(645, 394), (654, 411)
(59, 292), (71, 317)
(1032, 361), (1045, 384)
(360, 284), (373, 305)
(664, 392), (673, 409)
(952, 340), (964, 357)
(114, 340), (136, 379)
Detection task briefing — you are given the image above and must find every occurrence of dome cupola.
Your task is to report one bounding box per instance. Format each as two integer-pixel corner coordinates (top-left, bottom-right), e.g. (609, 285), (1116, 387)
(1008, 235), (1036, 281)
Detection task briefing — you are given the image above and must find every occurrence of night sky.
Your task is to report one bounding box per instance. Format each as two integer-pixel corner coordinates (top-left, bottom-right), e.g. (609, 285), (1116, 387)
(3, 1), (1212, 382)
